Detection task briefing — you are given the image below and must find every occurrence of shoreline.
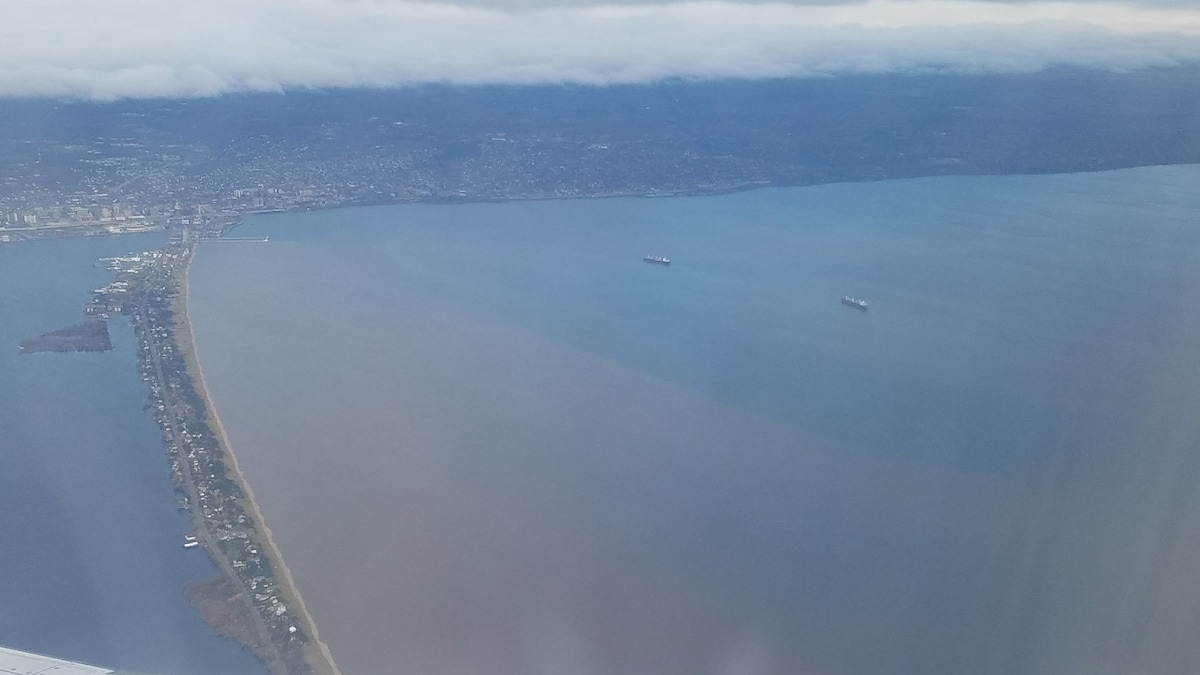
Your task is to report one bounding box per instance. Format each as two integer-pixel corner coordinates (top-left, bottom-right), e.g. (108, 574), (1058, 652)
(179, 248), (343, 675)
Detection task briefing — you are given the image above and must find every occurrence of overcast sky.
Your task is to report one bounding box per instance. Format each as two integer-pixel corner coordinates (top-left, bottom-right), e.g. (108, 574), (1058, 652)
(1, 0), (1198, 100)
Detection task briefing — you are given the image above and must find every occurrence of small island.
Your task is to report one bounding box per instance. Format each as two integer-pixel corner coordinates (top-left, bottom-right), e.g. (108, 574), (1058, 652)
(19, 320), (112, 354)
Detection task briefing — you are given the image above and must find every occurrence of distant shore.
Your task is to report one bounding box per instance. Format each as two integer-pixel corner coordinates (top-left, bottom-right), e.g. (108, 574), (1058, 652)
(179, 249), (343, 675)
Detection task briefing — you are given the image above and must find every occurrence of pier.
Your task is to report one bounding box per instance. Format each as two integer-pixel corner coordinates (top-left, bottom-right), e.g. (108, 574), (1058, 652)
(199, 236), (269, 243)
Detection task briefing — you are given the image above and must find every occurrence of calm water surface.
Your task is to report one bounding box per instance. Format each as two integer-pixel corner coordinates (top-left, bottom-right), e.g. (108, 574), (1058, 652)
(0, 235), (266, 674)
(192, 166), (1200, 675)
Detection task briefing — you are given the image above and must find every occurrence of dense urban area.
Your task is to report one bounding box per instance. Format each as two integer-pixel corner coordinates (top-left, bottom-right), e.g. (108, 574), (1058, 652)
(3, 72), (1200, 244)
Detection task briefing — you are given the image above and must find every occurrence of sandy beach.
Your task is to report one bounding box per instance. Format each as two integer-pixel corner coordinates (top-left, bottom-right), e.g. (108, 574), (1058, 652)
(179, 248), (343, 675)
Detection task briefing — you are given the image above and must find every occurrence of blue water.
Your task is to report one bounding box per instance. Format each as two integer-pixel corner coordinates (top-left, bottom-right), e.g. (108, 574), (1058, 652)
(190, 165), (1200, 675)
(0, 235), (266, 675)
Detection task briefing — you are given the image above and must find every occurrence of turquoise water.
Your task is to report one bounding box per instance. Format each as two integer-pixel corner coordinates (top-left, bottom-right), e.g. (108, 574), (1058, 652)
(0, 235), (266, 675)
(192, 166), (1200, 675)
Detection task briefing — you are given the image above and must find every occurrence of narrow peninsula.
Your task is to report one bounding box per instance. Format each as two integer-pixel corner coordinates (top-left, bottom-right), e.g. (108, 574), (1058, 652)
(96, 229), (341, 675)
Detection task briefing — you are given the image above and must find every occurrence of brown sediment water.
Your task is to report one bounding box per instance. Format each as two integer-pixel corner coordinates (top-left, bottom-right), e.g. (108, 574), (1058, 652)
(180, 250), (344, 675)
(185, 171), (1200, 675)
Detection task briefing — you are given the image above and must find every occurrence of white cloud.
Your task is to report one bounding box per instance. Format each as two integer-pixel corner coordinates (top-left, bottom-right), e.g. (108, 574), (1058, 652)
(0, 0), (1197, 99)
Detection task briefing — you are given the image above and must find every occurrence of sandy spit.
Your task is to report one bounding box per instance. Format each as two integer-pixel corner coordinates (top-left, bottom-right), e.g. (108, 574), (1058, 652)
(180, 246), (345, 675)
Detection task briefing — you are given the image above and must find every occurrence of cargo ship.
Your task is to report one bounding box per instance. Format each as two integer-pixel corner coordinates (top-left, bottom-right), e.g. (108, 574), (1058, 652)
(841, 296), (868, 310)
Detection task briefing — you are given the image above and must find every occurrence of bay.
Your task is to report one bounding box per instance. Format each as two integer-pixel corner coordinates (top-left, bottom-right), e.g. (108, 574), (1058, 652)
(0, 234), (266, 675)
(192, 165), (1200, 675)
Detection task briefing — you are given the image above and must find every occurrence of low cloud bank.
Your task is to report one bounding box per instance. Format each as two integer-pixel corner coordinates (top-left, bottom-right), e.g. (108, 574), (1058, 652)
(1, 0), (1198, 100)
